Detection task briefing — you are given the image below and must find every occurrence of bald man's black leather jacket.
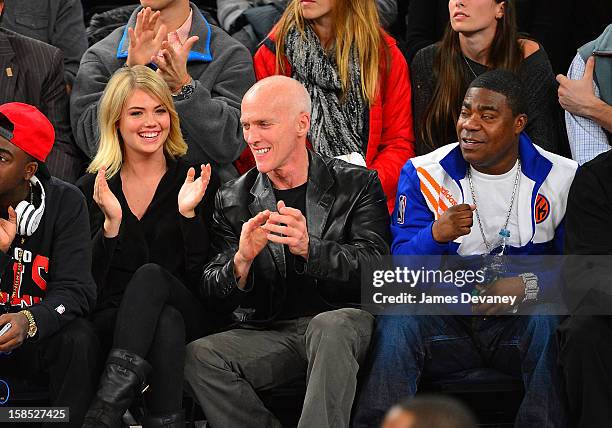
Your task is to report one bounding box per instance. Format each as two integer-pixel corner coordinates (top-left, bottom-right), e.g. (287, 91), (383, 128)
(200, 151), (391, 324)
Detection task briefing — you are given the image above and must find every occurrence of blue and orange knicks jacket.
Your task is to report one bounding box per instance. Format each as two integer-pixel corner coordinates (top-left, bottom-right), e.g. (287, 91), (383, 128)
(391, 133), (578, 257)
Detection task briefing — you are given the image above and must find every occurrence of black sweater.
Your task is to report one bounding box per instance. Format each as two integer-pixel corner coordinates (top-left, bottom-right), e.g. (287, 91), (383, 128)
(0, 175), (95, 340)
(411, 43), (568, 157)
(77, 159), (215, 310)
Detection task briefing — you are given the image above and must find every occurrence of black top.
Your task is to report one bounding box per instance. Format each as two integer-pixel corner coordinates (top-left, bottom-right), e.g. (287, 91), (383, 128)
(273, 182), (329, 320)
(77, 158), (217, 310)
(411, 43), (568, 157)
(0, 176), (95, 340)
(403, 0), (612, 74)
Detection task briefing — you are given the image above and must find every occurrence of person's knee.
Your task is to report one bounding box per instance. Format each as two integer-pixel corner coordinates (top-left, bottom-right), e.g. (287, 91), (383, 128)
(129, 263), (168, 297)
(307, 309), (373, 351)
(526, 314), (562, 336)
(184, 338), (228, 380)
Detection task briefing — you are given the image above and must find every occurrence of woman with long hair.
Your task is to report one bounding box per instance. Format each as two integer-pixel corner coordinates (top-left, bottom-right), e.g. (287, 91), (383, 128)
(412, 0), (567, 156)
(234, 0), (415, 213)
(78, 65), (218, 428)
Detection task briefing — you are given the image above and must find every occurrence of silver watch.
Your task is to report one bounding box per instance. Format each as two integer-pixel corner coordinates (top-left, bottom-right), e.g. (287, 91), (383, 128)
(519, 272), (539, 302)
(511, 272), (539, 313)
(172, 78), (194, 101)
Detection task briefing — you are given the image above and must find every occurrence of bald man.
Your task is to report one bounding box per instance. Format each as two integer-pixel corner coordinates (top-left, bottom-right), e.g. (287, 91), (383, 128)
(185, 76), (390, 428)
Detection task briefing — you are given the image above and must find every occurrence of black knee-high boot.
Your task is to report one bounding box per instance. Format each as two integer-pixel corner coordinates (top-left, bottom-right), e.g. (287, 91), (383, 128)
(83, 348), (152, 428)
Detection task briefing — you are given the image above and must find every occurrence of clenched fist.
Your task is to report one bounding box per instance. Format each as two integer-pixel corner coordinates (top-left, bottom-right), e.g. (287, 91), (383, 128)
(432, 203), (476, 243)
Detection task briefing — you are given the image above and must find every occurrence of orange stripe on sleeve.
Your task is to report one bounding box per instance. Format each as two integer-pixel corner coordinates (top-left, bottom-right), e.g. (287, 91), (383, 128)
(416, 167), (441, 193)
(420, 181), (439, 215)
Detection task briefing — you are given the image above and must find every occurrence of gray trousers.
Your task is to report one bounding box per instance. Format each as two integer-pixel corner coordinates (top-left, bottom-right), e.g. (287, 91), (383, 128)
(184, 308), (374, 428)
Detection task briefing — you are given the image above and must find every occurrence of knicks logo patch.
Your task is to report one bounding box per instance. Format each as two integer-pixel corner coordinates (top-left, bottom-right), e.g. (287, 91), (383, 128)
(397, 195), (407, 224)
(534, 194), (550, 224)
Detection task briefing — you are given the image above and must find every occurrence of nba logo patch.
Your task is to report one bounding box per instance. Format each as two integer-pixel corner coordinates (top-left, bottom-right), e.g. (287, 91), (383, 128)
(535, 194), (550, 224)
(397, 195), (407, 224)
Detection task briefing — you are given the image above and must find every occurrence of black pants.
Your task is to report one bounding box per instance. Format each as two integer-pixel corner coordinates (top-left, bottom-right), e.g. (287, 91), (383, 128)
(558, 315), (612, 427)
(0, 317), (100, 428)
(92, 263), (218, 416)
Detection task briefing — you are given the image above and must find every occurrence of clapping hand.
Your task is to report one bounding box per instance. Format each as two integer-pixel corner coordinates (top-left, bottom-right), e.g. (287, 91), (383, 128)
(93, 169), (122, 238)
(234, 210), (271, 288)
(178, 164), (211, 218)
(0, 206), (16, 253)
(263, 200), (310, 260)
(154, 32), (199, 94)
(126, 7), (167, 67)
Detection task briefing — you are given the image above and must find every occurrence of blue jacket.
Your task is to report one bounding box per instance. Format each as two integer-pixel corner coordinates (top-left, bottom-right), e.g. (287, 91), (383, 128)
(392, 134), (577, 256)
(391, 133), (578, 256)
(391, 134), (577, 302)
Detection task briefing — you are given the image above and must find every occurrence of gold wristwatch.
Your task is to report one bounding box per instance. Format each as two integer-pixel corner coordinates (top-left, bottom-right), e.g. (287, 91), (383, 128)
(19, 310), (37, 338)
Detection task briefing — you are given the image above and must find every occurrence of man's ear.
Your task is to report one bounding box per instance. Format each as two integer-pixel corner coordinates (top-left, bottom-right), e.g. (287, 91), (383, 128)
(24, 161), (38, 181)
(514, 113), (527, 135)
(296, 112), (310, 137)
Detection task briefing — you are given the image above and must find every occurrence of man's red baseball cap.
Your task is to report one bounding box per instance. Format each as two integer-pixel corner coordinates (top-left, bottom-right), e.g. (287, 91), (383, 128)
(0, 102), (54, 162)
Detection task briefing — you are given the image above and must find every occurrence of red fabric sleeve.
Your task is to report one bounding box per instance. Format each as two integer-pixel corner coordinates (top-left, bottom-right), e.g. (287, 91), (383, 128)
(367, 39), (416, 213)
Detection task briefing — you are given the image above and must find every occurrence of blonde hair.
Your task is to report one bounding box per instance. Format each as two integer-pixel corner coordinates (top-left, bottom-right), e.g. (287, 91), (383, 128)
(87, 65), (187, 178)
(273, 0), (386, 106)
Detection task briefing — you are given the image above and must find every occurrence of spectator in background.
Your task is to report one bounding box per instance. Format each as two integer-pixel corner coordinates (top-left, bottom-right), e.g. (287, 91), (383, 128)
(411, 0), (567, 157)
(79, 65), (219, 428)
(557, 23), (612, 165)
(403, 0), (611, 75)
(382, 396), (477, 428)
(71, 0), (255, 183)
(236, 0), (415, 213)
(1, 0), (87, 89)
(217, 0), (399, 54)
(0, 0), (84, 183)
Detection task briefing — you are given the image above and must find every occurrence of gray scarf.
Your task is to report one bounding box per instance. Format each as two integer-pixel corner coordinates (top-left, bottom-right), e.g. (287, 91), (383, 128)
(285, 25), (366, 158)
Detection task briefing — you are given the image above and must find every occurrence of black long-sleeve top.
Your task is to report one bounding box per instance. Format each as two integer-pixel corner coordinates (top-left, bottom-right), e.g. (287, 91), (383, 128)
(411, 43), (568, 157)
(77, 159), (216, 310)
(0, 175), (95, 340)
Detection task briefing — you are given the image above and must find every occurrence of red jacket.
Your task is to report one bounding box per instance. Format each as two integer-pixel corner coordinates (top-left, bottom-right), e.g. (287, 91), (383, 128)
(235, 32), (415, 213)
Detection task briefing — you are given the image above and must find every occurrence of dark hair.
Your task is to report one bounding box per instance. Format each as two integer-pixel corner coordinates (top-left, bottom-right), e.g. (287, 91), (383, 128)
(421, 0), (523, 151)
(468, 69), (527, 116)
(392, 395), (477, 428)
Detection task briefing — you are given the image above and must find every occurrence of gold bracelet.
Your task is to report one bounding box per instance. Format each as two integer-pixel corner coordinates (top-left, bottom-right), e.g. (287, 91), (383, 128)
(19, 309), (37, 338)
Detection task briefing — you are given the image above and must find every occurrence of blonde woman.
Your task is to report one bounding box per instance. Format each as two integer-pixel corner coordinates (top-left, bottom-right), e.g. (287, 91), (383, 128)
(77, 65), (218, 428)
(234, 0), (415, 213)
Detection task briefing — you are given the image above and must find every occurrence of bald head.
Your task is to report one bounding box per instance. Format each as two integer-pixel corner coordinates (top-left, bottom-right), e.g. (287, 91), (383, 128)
(240, 76), (311, 180)
(243, 76), (311, 118)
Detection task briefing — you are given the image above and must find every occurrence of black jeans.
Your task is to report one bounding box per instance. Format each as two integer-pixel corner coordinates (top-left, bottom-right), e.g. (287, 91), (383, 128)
(93, 263), (217, 415)
(0, 317), (100, 428)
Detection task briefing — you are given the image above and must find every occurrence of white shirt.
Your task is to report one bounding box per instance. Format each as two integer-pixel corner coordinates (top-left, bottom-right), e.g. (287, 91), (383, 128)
(460, 161), (522, 255)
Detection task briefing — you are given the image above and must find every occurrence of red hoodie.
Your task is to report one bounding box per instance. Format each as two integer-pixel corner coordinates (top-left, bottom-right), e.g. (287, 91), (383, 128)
(235, 31), (415, 213)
